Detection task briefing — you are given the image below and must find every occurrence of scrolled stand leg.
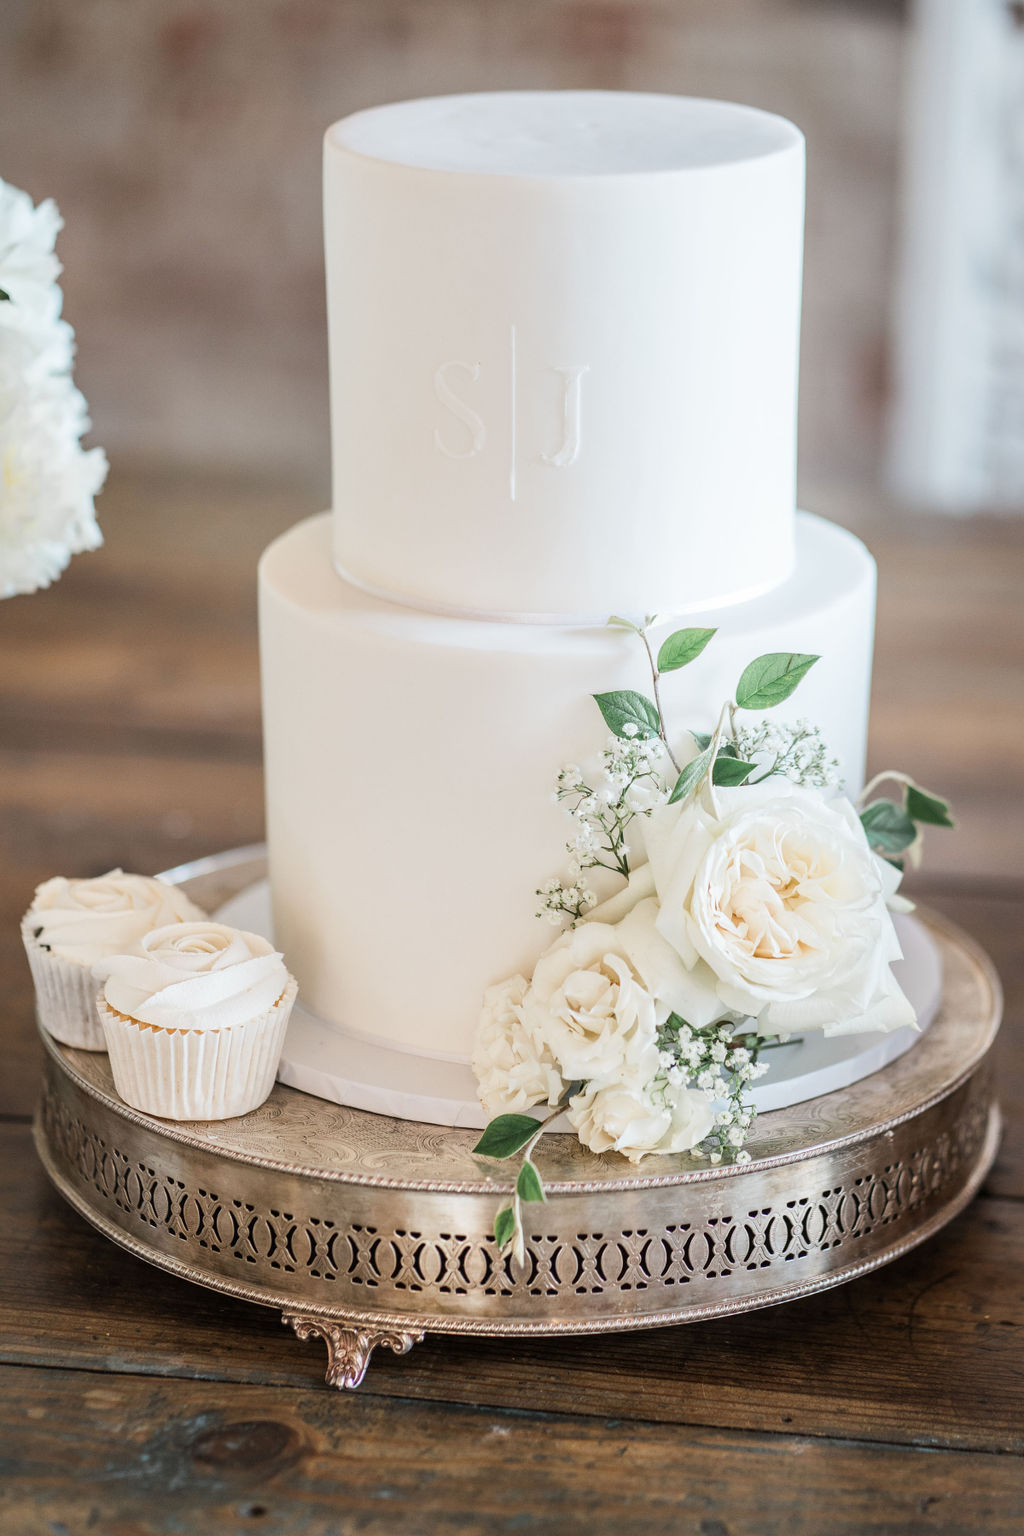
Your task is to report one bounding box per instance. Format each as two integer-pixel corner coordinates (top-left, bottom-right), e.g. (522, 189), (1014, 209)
(283, 1311), (425, 1390)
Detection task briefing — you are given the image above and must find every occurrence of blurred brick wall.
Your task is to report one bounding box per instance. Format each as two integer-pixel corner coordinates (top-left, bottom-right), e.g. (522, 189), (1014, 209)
(0, 0), (904, 505)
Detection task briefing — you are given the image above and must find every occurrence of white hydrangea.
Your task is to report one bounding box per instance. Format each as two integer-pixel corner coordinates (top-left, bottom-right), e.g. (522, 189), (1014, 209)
(0, 178), (106, 598)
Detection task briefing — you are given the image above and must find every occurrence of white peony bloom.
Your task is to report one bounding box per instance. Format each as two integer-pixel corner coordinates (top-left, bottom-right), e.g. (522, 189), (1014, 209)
(628, 777), (916, 1037)
(521, 921), (661, 1087)
(568, 1077), (715, 1164)
(472, 974), (563, 1118)
(0, 177), (106, 598)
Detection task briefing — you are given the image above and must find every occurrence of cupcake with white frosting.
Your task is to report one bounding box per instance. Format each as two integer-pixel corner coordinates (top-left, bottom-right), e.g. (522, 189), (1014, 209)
(21, 870), (205, 1049)
(95, 921), (297, 1120)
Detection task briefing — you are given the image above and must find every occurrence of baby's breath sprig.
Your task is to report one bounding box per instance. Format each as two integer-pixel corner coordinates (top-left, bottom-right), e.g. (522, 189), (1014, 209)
(655, 1014), (796, 1165)
(537, 735), (667, 925)
(731, 718), (842, 790)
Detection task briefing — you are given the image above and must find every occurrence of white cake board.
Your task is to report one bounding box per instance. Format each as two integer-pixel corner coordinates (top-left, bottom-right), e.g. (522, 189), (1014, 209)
(216, 879), (943, 1130)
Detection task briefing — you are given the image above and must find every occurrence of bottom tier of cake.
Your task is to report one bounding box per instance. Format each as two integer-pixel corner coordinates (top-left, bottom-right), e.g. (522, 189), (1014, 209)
(259, 510), (876, 1060)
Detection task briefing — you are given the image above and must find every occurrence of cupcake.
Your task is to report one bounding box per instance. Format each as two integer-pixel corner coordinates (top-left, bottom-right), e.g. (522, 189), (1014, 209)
(95, 922), (297, 1120)
(21, 870), (206, 1049)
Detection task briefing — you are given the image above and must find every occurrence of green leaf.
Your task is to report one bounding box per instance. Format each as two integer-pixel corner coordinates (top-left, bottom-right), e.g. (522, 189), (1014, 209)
(689, 731), (713, 751)
(656, 627), (717, 674)
(473, 1114), (540, 1159)
(0, 287), (9, 303)
(668, 745), (713, 804)
(736, 653), (820, 710)
(860, 799), (918, 856)
(606, 614), (640, 632)
(906, 784), (954, 829)
(516, 1160), (547, 1203)
(494, 1206), (517, 1249)
(712, 755), (758, 787)
(592, 689), (661, 740)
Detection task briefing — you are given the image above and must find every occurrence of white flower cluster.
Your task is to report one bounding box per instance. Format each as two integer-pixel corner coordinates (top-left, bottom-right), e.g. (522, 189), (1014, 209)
(0, 178), (106, 598)
(731, 717), (842, 790)
(537, 737), (667, 926)
(655, 1017), (771, 1164)
(473, 919), (716, 1164)
(480, 774), (916, 1166)
(535, 874), (598, 927)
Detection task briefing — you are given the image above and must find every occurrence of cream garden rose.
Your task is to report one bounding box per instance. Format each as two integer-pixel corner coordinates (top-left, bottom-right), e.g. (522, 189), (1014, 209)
(519, 921), (662, 1087)
(628, 777), (916, 1037)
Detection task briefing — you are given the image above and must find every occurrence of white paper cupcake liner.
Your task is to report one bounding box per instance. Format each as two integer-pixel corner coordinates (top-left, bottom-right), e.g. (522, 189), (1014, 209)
(21, 923), (107, 1050)
(97, 977), (298, 1121)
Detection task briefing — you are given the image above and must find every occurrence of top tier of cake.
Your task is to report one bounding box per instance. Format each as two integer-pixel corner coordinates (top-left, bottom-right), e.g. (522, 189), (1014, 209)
(325, 91), (805, 622)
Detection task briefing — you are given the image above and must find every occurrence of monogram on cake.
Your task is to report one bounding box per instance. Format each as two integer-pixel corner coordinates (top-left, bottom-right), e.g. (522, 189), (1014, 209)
(255, 92), (940, 1134)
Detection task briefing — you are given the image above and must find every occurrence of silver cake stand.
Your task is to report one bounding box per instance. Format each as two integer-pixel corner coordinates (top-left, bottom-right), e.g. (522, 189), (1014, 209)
(33, 847), (1002, 1390)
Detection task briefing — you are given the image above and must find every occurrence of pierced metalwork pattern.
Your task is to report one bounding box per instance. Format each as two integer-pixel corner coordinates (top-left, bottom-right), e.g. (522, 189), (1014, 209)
(32, 848), (1002, 1340)
(38, 1063), (991, 1318)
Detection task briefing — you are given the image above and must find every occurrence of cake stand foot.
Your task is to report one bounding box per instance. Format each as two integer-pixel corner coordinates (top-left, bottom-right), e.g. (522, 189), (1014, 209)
(282, 1312), (426, 1390)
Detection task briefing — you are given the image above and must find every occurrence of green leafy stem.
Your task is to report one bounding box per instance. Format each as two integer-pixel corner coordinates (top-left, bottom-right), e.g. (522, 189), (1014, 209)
(473, 1086), (582, 1264)
(598, 616), (820, 809)
(856, 770), (954, 867)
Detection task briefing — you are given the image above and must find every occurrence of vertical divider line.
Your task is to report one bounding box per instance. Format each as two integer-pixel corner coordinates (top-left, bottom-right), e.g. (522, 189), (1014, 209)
(509, 322), (518, 502)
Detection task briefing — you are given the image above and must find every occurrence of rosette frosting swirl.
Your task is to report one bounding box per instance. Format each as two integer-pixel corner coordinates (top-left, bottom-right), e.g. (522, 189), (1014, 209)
(96, 922), (290, 1032)
(26, 870), (205, 964)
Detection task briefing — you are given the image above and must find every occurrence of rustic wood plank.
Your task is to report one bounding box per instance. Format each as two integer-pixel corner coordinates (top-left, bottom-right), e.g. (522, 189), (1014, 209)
(1, 1361), (1022, 1536)
(864, 509), (1024, 882)
(3, 1123), (1022, 1453)
(0, 469), (301, 751)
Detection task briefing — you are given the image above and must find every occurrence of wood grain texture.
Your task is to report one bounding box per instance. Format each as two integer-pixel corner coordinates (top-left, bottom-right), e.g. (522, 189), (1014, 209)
(2, 1362), (1023, 1536)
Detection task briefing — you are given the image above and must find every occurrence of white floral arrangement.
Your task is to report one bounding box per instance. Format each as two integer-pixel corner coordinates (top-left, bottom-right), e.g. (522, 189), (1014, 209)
(471, 619), (953, 1262)
(0, 177), (106, 598)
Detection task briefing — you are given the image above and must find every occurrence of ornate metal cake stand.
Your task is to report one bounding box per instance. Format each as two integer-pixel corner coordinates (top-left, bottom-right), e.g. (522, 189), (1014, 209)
(33, 848), (1002, 1390)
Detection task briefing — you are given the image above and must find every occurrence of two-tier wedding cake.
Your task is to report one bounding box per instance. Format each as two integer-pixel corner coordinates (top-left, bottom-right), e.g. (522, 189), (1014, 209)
(257, 92), (930, 1154)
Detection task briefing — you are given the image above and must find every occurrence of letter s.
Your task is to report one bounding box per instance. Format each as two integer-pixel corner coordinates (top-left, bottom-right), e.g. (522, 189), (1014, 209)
(434, 361), (486, 459)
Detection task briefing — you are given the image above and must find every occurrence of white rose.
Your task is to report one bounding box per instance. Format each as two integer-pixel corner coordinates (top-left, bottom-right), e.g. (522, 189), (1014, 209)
(520, 921), (661, 1086)
(472, 974), (563, 1118)
(633, 777), (916, 1037)
(568, 1078), (715, 1164)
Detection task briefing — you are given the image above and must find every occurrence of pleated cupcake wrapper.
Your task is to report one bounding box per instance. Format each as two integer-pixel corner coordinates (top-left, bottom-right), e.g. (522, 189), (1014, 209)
(21, 924), (107, 1050)
(98, 977), (298, 1122)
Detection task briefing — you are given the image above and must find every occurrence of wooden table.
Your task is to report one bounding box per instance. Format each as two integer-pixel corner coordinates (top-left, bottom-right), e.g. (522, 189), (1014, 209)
(2, 471), (1023, 1533)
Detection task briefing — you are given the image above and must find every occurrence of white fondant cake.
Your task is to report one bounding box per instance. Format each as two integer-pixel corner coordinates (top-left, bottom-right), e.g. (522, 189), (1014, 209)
(259, 91), (878, 1080)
